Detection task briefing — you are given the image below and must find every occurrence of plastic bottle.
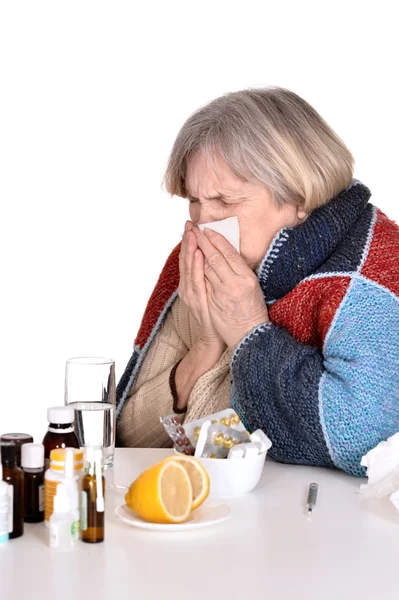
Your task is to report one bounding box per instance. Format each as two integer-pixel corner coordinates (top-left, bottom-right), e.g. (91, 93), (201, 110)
(0, 442), (24, 538)
(21, 443), (45, 523)
(49, 482), (75, 551)
(81, 446), (105, 543)
(64, 448), (81, 541)
(0, 462), (12, 545)
(42, 406), (80, 469)
(0, 434), (34, 468)
(44, 448), (83, 532)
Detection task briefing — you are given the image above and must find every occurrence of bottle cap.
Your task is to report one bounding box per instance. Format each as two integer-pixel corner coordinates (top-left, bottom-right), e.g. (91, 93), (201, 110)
(53, 483), (71, 514)
(21, 443), (45, 469)
(0, 442), (16, 466)
(0, 433), (34, 466)
(47, 406), (75, 425)
(49, 448), (84, 472)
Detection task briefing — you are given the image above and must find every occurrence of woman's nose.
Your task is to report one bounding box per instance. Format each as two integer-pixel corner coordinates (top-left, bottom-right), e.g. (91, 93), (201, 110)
(197, 207), (217, 225)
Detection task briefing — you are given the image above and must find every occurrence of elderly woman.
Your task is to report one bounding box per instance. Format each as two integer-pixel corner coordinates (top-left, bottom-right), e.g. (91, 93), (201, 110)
(116, 87), (399, 476)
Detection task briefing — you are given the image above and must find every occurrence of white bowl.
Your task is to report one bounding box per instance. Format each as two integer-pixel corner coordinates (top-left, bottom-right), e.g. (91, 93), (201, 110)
(175, 450), (267, 497)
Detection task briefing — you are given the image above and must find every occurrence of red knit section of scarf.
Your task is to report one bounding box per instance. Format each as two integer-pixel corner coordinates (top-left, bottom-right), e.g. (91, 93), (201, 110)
(361, 209), (399, 296)
(134, 243), (181, 350)
(269, 276), (351, 348)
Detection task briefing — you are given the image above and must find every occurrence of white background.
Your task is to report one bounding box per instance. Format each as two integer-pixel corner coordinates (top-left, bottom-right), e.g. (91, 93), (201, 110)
(0, 0), (398, 442)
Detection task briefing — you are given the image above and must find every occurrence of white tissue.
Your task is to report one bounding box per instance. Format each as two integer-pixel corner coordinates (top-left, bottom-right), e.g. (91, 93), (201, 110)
(198, 217), (240, 253)
(360, 433), (399, 512)
(360, 432), (399, 484)
(359, 468), (399, 499)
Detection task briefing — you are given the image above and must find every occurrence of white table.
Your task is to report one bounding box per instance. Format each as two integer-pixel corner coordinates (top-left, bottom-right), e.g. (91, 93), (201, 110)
(1, 448), (398, 600)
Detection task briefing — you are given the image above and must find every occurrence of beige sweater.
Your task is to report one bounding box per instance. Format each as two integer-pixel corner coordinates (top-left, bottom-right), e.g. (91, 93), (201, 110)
(117, 296), (232, 447)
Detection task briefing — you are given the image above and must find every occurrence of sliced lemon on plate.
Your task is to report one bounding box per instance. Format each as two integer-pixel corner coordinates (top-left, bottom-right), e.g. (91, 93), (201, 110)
(125, 460), (192, 524)
(165, 455), (210, 510)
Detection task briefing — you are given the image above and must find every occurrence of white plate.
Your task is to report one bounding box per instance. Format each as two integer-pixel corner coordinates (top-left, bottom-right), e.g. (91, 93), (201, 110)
(115, 502), (231, 531)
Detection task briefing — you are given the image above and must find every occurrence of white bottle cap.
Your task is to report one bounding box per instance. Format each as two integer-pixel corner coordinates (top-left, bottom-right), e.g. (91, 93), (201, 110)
(21, 443), (45, 469)
(47, 406), (75, 425)
(53, 483), (71, 513)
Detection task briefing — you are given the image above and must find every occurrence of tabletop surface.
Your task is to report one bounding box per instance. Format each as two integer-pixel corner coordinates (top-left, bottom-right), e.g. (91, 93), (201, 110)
(1, 448), (398, 600)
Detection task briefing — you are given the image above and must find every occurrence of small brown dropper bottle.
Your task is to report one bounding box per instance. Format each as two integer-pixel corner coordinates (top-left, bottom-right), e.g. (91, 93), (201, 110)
(0, 442), (24, 538)
(21, 443), (45, 523)
(81, 446), (105, 543)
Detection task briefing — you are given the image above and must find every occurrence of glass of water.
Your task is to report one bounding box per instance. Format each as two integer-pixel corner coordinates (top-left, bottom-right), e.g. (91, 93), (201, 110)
(64, 357), (116, 470)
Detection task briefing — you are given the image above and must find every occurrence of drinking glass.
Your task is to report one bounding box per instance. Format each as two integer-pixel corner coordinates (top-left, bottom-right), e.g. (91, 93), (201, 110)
(64, 357), (116, 470)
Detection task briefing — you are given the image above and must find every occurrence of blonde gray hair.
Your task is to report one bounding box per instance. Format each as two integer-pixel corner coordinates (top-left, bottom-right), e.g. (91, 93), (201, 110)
(163, 87), (354, 213)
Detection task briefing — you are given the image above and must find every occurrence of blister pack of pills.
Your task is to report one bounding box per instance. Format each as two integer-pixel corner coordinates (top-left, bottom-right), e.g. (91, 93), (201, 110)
(184, 409), (247, 447)
(196, 422), (250, 459)
(159, 414), (195, 455)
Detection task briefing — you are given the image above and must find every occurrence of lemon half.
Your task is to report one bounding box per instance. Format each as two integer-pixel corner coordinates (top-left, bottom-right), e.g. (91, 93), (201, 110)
(125, 460), (192, 524)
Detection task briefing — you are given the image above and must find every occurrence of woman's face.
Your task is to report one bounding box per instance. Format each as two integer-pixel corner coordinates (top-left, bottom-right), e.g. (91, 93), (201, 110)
(185, 152), (307, 270)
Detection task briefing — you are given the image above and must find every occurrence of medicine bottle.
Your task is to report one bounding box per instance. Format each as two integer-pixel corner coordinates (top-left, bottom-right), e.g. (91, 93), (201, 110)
(0, 462), (12, 545)
(44, 447), (83, 537)
(42, 406), (79, 469)
(49, 482), (75, 552)
(81, 446), (105, 543)
(21, 443), (45, 523)
(0, 442), (24, 538)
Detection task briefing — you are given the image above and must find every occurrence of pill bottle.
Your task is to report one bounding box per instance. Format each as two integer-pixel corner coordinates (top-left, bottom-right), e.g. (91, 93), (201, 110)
(44, 447), (83, 535)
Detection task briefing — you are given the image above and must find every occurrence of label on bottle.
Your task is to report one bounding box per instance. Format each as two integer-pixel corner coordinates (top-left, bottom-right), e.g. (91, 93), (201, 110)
(8, 485), (13, 533)
(44, 480), (60, 522)
(81, 491), (88, 531)
(71, 520), (80, 540)
(38, 484), (45, 512)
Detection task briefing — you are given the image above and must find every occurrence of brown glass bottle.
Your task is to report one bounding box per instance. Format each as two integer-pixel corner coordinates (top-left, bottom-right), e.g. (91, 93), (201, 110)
(0, 442), (24, 538)
(81, 473), (105, 543)
(42, 407), (80, 469)
(21, 443), (45, 523)
(81, 447), (105, 543)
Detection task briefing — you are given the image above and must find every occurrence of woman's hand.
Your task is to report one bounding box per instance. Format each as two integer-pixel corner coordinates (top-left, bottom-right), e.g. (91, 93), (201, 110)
(192, 225), (269, 350)
(178, 221), (226, 350)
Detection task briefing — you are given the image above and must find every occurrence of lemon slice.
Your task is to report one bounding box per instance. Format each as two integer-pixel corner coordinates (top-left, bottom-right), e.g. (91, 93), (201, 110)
(125, 460), (192, 524)
(165, 455), (210, 509)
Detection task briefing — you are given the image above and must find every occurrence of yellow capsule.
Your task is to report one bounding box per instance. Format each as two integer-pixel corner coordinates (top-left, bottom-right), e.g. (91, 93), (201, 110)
(230, 414), (240, 426)
(223, 436), (234, 449)
(243, 430), (250, 436)
(194, 426), (201, 440)
(221, 417), (231, 427)
(209, 453), (217, 459)
(212, 419), (220, 424)
(214, 432), (224, 446)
